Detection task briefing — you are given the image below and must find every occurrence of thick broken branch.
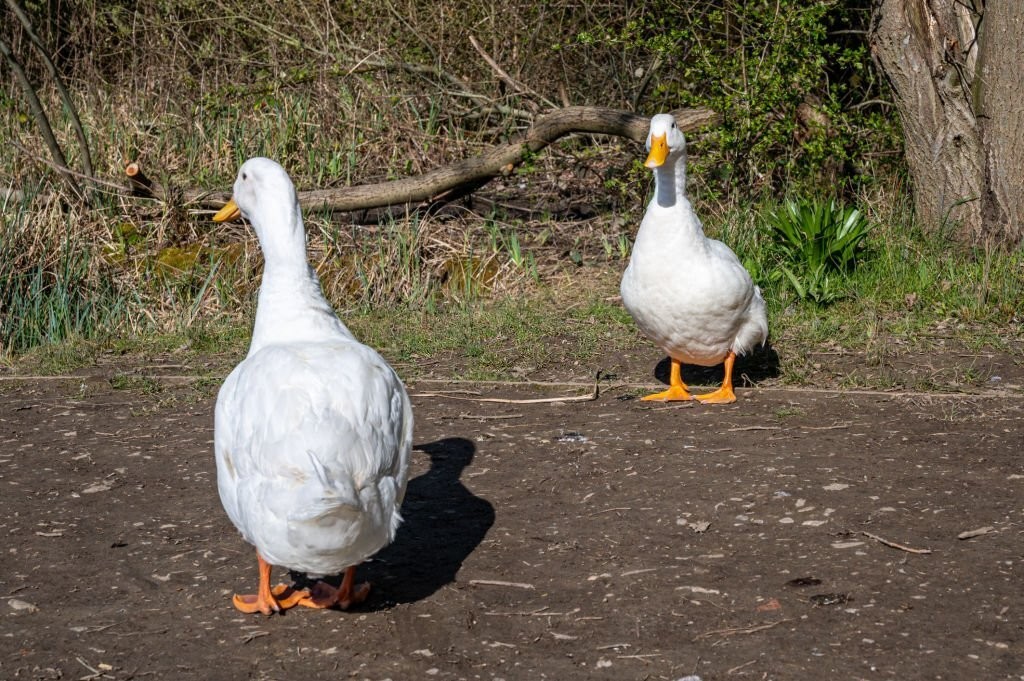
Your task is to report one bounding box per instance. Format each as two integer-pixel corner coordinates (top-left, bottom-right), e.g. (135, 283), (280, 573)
(128, 105), (718, 214)
(299, 105), (716, 212)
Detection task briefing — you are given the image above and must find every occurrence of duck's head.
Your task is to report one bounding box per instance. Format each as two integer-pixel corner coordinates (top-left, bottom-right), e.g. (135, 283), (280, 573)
(645, 113), (686, 169)
(213, 157), (307, 267)
(212, 157), (298, 225)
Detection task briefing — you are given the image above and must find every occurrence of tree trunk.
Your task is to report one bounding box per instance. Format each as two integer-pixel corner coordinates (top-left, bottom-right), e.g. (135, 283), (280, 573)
(976, 2), (1024, 243)
(870, 1), (1024, 246)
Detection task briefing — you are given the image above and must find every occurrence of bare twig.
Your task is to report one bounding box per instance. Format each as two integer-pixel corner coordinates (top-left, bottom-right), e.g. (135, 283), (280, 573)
(0, 35), (84, 201)
(696, 618), (792, 640)
(727, 659), (758, 675)
(468, 579), (535, 590)
(241, 630), (270, 644)
(10, 141), (127, 192)
(484, 606), (582, 617)
(957, 526), (996, 540)
(5, 0), (95, 180)
(456, 413), (524, 420)
(412, 390), (598, 405)
(413, 373), (601, 404)
(631, 54), (664, 111)
(468, 34), (558, 109)
(589, 507), (632, 516)
(860, 531), (933, 554)
(800, 422), (853, 430)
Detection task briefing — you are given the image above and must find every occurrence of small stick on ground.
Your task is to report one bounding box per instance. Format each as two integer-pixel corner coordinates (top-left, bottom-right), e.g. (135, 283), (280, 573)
(414, 375), (602, 405)
(727, 659), (758, 675)
(456, 413), (524, 420)
(860, 531), (933, 554)
(801, 422), (853, 430)
(413, 391), (598, 404)
(957, 526), (996, 540)
(484, 606), (582, 617)
(469, 579), (535, 590)
(696, 618), (792, 640)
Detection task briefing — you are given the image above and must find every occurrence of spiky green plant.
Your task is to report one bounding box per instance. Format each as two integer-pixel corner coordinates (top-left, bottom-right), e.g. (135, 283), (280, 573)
(764, 198), (872, 304)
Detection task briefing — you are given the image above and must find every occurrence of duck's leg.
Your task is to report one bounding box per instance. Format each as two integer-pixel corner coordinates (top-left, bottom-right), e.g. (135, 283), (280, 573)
(297, 566), (371, 610)
(695, 351), (737, 404)
(642, 358), (693, 401)
(232, 552), (309, 615)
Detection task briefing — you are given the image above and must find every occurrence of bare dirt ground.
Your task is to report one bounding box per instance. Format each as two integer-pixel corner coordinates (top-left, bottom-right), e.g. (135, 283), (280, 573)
(1, 347), (1022, 681)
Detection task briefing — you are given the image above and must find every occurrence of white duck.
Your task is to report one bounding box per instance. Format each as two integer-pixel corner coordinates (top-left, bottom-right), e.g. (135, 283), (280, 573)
(212, 158), (413, 615)
(620, 114), (767, 403)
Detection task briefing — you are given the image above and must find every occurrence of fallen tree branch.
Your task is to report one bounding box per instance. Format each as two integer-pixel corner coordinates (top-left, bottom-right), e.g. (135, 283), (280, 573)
(138, 105), (716, 213)
(300, 105), (717, 212)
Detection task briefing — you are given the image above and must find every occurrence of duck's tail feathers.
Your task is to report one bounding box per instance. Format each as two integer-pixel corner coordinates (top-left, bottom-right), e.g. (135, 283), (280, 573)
(375, 475), (404, 540)
(286, 450), (362, 523)
(733, 286), (769, 356)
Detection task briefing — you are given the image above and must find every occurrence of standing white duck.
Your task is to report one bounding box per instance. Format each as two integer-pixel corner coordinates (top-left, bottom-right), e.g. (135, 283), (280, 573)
(211, 158), (413, 615)
(620, 114), (768, 403)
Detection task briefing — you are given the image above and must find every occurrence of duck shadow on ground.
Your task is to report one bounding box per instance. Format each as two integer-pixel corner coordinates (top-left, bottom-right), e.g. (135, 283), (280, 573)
(653, 342), (781, 389)
(356, 437), (494, 608)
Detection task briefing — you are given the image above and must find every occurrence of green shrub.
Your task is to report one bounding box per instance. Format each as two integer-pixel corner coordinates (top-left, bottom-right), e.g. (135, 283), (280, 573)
(576, 1), (900, 201)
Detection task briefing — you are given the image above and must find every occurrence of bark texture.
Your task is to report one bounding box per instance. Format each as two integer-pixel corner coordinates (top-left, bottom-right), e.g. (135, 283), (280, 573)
(298, 105), (713, 213)
(976, 2), (1024, 243)
(870, 1), (1023, 245)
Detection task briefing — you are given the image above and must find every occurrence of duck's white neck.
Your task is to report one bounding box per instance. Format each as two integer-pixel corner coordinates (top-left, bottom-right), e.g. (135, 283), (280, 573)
(635, 146), (708, 254)
(253, 200), (308, 272)
(652, 149), (688, 209)
(246, 203), (353, 355)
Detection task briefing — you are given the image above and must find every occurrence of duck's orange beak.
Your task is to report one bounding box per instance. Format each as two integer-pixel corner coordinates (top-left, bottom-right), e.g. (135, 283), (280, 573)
(212, 198), (241, 223)
(645, 133), (669, 168)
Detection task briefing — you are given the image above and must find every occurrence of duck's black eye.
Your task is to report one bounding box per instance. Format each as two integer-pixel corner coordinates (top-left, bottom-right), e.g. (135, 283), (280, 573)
(241, 172), (248, 181)
(671, 122), (676, 129)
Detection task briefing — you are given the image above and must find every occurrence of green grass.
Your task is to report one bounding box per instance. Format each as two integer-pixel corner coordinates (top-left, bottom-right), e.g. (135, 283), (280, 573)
(6, 195), (1022, 393)
(0, 195), (129, 357)
(2, 152), (1021, 393)
(9, 0), (1009, 394)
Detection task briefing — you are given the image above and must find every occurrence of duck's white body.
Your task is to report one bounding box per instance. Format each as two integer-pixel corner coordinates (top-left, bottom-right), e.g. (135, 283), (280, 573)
(621, 115), (766, 399)
(214, 158), (412, 582)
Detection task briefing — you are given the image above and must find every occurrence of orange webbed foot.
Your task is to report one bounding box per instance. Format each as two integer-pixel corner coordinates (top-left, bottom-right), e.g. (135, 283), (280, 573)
(297, 566), (370, 610)
(694, 387), (737, 404)
(693, 351), (737, 404)
(640, 386), (694, 402)
(642, 358), (693, 401)
(232, 584), (309, 615)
